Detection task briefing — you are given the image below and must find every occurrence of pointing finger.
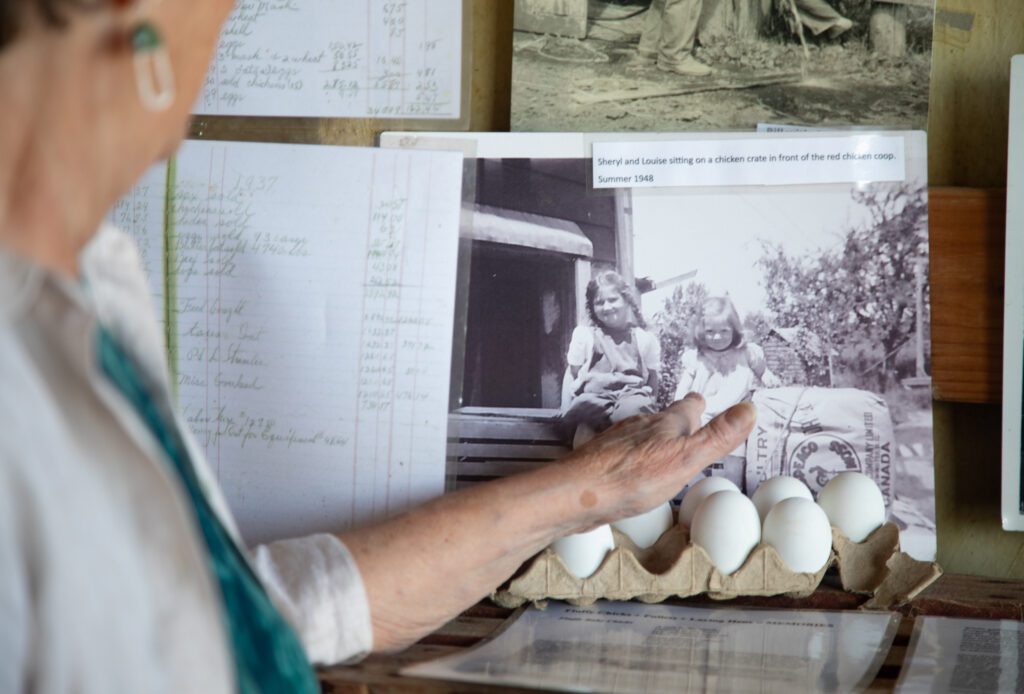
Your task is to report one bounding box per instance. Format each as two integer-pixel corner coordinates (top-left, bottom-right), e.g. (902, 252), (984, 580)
(684, 401), (757, 468)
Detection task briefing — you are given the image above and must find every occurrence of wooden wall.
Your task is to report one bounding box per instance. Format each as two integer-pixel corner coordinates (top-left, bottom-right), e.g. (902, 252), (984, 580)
(927, 0), (1024, 577)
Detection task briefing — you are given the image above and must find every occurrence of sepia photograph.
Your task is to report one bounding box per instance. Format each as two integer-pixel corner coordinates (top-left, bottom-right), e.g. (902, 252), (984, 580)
(512, 0), (935, 131)
(445, 144), (934, 559)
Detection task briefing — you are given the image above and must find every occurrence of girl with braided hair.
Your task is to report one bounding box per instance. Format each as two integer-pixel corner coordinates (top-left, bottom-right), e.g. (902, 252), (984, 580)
(562, 270), (662, 445)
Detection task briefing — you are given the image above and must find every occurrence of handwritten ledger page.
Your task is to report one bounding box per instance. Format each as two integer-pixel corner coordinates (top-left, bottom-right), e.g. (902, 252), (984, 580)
(162, 141), (463, 544)
(196, 0), (463, 120)
(106, 163), (169, 324)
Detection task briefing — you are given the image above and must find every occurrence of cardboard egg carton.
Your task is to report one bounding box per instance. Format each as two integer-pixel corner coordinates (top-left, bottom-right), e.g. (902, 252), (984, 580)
(492, 522), (942, 610)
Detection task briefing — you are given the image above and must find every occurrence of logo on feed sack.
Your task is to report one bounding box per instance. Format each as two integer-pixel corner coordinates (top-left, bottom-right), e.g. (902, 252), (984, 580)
(789, 434), (862, 489)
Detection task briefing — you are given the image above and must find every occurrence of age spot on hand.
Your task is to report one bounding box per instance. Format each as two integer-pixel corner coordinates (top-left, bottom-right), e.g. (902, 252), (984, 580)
(579, 489), (597, 508)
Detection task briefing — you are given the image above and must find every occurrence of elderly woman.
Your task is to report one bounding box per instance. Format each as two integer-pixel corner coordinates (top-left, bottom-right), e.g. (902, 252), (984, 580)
(0, 1), (755, 691)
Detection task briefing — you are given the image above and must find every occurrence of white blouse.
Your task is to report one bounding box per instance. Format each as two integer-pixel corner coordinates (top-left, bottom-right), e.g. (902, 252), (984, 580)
(0, 225), (372, 693)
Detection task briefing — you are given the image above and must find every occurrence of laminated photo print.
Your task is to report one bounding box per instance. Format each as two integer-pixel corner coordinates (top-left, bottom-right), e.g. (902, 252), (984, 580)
(383, 131), (935, 560)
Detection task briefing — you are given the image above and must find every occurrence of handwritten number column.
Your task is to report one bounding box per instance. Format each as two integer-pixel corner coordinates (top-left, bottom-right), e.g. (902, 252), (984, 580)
(356, 160), (407, 523)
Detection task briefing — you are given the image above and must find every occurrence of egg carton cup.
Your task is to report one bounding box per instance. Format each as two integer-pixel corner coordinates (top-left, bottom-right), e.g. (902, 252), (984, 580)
(491, 522), (942, 610)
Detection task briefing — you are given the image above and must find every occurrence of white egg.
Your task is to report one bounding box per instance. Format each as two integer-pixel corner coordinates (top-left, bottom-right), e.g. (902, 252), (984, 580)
(551, 524), (615, 578)
(612, 502), (673, 549)
(679, 476), (740, 528)
(817, 472), (886, 542)
(751, 475), (813, 522)
(690, 491), (761, 575)
(763, 497), (833, 573)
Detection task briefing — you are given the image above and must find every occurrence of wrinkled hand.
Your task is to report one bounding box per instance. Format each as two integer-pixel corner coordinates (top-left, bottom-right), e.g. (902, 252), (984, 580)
(581, 372), (644, 394)
(563, 392), (756, 524)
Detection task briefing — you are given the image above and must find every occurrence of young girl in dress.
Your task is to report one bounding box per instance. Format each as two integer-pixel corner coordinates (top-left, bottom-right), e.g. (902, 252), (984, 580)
(562, 270), (662, 445)
(675, 296), (779, 489)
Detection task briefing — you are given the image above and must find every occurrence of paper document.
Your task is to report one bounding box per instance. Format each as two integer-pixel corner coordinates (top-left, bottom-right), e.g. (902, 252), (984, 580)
(196, 0), (464, 119)
(403, 601), (899, 693)
(111, 142), (464, 545)
(897, 616), (1024, 693)
(106, 163), (168, 324)
(591, 135), (906, 188)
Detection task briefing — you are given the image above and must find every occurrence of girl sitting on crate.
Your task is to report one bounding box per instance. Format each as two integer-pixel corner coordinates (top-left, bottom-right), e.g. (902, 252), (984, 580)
(561, 270), (662, 447)
(675, 296), (780, 490)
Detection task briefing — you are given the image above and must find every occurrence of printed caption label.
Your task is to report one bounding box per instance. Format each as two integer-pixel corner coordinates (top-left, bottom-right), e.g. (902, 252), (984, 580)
(592, 136), (906, 188)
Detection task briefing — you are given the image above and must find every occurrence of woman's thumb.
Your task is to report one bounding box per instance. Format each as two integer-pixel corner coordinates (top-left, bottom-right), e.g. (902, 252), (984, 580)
(686, 402), (757, 467)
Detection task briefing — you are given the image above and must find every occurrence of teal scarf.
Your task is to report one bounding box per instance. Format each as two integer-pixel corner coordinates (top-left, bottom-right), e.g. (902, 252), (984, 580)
(97, 326), (318, 694)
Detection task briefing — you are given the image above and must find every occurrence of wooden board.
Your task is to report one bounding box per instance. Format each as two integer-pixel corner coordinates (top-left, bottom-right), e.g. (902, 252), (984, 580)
(928, 0), (1024, 187)
(929, 187), (1006, 403)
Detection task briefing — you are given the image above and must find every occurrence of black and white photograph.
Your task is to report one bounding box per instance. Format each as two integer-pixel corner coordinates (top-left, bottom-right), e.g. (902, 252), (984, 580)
(512, 0), (935, 131)
(434, 134), (935, 559)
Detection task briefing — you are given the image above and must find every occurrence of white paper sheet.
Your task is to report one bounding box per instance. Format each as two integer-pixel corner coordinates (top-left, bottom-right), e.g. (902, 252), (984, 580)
(196, 0), (463, 119)
(1002, 55), (1024, 531)
(897, 616), (1024, 693)
(404, 602), (899, 693)
(106, 163), (169, 324)
(591, 136), (906, 189)
(166, 140), (463, 544)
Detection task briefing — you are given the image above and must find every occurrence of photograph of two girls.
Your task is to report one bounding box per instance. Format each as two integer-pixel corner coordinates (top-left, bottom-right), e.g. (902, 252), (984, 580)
(452, 154), (936, 560)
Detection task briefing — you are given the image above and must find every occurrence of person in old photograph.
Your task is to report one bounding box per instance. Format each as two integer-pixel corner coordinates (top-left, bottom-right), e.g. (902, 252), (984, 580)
(637, 0), (712, 76)
(790, 0), (855, 39)
(511, 0), (934, 132)
(562, 270), (662, 446)
(674, 296), (779, 490)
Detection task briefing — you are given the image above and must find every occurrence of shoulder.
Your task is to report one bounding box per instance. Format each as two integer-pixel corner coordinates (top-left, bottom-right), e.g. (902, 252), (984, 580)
(0, 326), (63, 456)
(0, 326), (72, 592)
(569, 325), (596, 348)
(567, 325), (595, 364)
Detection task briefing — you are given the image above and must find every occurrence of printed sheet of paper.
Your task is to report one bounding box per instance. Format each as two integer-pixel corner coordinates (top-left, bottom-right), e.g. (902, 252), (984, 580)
(404, 602), (899, 693)
(591, 135), (906, 188)
(106, 163), (168, 324)
(196, 0), (463, 119)
(168, 140), (463, 544)
(897, 616), (1024, 693)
